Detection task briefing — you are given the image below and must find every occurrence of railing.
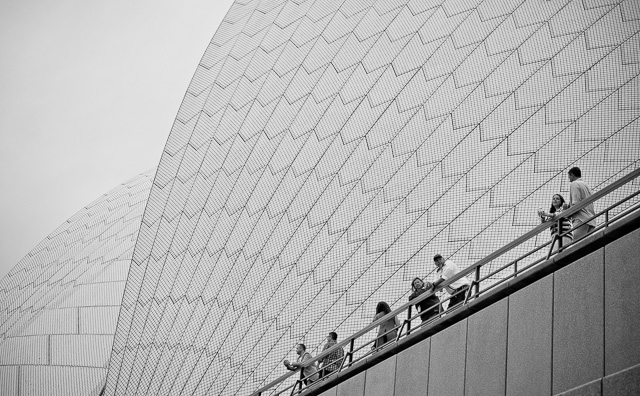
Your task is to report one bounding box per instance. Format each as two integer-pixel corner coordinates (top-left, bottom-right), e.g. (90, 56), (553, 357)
(252, 167), (640, 396)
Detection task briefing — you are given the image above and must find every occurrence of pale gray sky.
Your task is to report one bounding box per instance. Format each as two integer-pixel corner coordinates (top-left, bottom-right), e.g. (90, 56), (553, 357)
(0, 0), (235, 281)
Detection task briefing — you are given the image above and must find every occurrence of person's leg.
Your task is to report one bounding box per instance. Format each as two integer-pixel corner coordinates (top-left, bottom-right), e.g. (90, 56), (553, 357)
(573, 219), (587, 241)
(447, 288), (467, 309)
(425, 307), (439, 322)
(572, 219), (590, 241)
(550, 235), (560, 254)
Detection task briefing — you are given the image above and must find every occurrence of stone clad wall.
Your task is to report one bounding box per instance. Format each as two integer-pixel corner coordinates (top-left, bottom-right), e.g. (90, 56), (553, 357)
(320, 227), (640, 396)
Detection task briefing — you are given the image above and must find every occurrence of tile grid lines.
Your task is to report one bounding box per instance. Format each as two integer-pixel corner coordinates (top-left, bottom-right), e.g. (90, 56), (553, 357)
(144, 1), (496, 392)
(114, 1), (364, 394)
(260, 0), (608, 390)
(243, 0), (589, 361)
(99, 1), (640, 394)
(0, 172), (152, 334)
(184, 0), (544, 390)
(251, 14), (640, 390)
(435, 44), (640, 282)
(0, 171), (154, 395)
(0, 178), (149, 300)
(0, 213), (144, 316)
(120, 0), (420, 390)
(1, 0), (637, 392)
(108, 1), (270, 393)
(156, 0), (404, 392)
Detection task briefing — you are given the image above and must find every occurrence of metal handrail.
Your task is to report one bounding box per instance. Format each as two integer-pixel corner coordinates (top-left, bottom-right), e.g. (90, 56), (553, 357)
(252, 167), (640, 396)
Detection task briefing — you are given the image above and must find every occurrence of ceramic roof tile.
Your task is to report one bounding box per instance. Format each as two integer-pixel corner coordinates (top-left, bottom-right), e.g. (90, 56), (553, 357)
(332, 34), (379, 72)
(418, 6), (470, 44)
(352, 7), (401, 41)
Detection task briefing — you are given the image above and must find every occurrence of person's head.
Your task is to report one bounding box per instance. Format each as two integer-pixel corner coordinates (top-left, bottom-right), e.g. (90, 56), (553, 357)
(549, 194), (566, 213)
(296, 344), (306, 355)
(433, 254), (445, 268)
(327, 332), (337, 342)
(375, 301), (391, 315)
(568, 167), (581, 182)
(412, 277), (424, 291)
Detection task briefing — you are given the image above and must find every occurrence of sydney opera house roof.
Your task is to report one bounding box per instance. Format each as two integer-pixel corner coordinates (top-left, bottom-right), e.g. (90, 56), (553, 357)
(2, 0), (639, 395)
(0, 171), (153, 395)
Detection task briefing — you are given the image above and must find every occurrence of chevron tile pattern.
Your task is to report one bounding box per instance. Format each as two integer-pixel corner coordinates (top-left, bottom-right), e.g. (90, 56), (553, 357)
(0, 171), (154, 395)
(3, 0), (638, 395)
(103, 1), (640, 395)
(93, 1), (640, 395)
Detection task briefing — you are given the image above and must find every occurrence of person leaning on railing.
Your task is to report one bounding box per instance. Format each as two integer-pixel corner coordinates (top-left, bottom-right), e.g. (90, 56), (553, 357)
(408, 278), (441, 322)
(538, 193), (573, 253)
(432, 254), (471, 309)
(283, 344), (319, 385)
(317, 332), (344, 378)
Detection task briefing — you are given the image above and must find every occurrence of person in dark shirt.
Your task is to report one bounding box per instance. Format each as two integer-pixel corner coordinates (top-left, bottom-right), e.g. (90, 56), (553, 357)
(408, 277), (441, 323)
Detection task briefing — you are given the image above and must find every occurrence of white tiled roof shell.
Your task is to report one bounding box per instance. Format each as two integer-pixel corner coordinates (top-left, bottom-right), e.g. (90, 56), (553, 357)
(0, 171), (154, 396)
(106, 1), (640, 395)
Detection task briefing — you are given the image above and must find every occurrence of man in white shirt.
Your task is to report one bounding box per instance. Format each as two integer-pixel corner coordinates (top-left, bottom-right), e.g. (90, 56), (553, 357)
(568, 167), (596, 241)
(432, 254), (471, 309)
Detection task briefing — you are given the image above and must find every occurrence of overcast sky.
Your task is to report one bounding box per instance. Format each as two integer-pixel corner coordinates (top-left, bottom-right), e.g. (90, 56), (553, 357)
(0, 0), (235, 281)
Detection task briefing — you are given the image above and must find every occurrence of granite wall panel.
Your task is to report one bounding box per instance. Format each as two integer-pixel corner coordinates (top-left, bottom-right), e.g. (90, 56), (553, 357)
(506, 274), (553, 396)
(465, 298), (508, 396)
(395, 337), (430, 396)
(553, 249), (604, 395)
(603, 363), (640, 396)
(604, 227), (640, 375)
(364, 355), (396, 396)
(336, 371), (365, 396)
(428, 319), (467, 396)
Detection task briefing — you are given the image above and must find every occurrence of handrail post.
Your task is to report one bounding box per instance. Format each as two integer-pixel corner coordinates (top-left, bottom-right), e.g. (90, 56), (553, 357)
(557, 218), (563, 251)
(546, 235), (557, 260)
(605, 210), (609, 228)
(348, 339), (354, 366)
(513, 260), (518, 277)
(294, 369), (304, 395)
(474, 266), (480, 297)
(406, 305), (412, 334)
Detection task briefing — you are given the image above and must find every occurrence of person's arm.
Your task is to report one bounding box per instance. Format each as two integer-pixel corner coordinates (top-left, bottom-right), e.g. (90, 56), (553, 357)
(318, 344), (329, 364)
(293, 352), (314, 368)
(433, 263), (454, 289)
(539, 211), (557, 219)
(284, 360), (295, 371)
